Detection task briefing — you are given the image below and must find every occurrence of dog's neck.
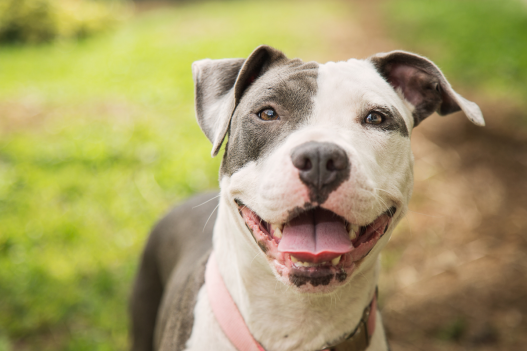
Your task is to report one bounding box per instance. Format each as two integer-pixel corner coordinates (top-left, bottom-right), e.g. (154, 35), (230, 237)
(212, 193), (380, 351)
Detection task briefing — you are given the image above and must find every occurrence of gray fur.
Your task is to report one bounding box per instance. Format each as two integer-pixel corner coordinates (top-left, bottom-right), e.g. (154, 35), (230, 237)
(192, 46), (288, 157)
(221, 59), (319, 176)
(192, 58), (243, 155)
(369, 51), (485, 127)
(130, 193), (218, 351)
(155, 252), (210, 351)
(193, 58), (244, 141)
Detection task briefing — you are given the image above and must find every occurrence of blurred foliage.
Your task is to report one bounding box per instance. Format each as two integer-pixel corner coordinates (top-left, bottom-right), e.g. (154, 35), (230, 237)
(0, 1), (350, 349)
(382, 0), (527, 109)
(435, 317), (467, 342)
(0, 0), (126, 44)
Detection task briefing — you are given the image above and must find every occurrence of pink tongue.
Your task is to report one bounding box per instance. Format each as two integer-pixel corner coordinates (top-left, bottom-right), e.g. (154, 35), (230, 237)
(277, 208), (353, 263)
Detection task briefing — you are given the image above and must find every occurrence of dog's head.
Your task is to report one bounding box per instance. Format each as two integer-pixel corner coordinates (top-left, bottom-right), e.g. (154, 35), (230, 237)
(192, 45), (484, 293)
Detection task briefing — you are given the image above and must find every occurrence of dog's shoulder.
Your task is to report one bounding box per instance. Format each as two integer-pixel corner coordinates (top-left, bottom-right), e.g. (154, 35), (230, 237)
(131, 192), (218, 351)
(155, 250), (211, 351)
(152, 192), (218, 349)
(149, 192), (218, 285)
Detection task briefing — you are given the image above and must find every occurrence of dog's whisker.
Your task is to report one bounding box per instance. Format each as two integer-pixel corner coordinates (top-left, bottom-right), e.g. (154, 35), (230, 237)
(192, 194), (221, 209)
(250, 251), (262, 265)
(202, 204), (220, 233)
(374, 187), (398, 199)
(369, 190), (391, 214)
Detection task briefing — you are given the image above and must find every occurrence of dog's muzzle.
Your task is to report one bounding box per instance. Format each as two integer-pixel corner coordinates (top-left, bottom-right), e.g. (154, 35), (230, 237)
(291, 141), (351, 204)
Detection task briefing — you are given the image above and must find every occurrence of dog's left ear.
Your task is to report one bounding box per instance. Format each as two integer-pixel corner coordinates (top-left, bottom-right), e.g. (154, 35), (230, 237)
(192, 45), (287, 156)
(369, 51), (485, 127)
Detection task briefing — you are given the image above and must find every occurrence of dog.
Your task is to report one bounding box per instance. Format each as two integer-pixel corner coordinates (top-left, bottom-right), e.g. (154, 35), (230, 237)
(130, 45), (485, 351)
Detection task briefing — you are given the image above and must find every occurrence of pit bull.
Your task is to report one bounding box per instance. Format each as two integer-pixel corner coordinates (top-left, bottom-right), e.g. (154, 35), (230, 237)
(130, 45), (485, 351)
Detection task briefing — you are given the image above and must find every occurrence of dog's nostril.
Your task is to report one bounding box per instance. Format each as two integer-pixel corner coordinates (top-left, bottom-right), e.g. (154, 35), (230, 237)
(293, 156), (312, 171)
(326, 159), (336, 171)
(303, 158), (312, 171)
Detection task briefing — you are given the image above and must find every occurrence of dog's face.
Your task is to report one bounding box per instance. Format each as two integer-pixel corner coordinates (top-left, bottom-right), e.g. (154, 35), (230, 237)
(193, 46), (484, 293)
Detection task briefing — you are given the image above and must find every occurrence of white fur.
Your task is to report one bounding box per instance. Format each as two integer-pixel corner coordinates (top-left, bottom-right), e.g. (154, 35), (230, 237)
(188, 59), (419, 350)
(184, 286), (236, 351)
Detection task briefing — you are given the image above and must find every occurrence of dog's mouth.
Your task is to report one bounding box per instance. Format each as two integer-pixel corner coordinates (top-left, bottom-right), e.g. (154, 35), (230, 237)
(237, 202), (395, 291)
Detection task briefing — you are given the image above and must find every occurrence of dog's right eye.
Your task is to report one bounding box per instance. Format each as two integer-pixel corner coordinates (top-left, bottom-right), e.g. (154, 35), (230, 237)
(257, 108), (279, 121)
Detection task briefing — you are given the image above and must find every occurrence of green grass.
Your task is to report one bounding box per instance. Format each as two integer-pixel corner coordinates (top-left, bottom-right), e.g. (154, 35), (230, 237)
(382, 0), (527, 110)
(0, 1), (352, 350)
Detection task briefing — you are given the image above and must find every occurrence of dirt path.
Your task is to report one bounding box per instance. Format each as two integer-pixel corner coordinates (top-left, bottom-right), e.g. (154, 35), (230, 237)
(383, 116), (527, 351)
(329, 1), (527, 349)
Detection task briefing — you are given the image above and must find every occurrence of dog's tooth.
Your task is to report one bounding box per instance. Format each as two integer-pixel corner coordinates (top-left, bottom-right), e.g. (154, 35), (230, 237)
(331, 256), (341, 266)
(271, 223), (283, 238)
(349, 224), (359, 240)
(290, 257), (320, 267)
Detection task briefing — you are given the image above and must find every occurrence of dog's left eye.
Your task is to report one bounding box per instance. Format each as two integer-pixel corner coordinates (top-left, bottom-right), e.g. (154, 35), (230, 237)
(257, 108), (279, 121)
(364, 112), (384, 125)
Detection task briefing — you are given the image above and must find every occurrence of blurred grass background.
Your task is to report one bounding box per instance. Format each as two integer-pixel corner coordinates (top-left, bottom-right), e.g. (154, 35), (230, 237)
(0, 1), (349, 350)
(0, 0), (526, 350)
(382, 0), (527, 119)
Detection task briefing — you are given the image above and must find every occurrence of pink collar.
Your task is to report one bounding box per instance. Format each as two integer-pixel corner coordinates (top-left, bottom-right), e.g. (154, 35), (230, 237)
(205, 252), (377, 351)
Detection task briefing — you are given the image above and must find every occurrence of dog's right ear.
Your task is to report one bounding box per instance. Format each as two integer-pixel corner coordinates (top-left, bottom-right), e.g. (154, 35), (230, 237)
(192, 45), (287, 156)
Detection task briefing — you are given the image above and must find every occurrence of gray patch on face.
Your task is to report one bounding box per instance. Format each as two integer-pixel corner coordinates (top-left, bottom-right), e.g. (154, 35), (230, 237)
(221, 59), (319, 176)
(361, 105), (409, 137)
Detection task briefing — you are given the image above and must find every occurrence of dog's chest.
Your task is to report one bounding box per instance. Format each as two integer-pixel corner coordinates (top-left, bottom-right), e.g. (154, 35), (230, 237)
(184, 281), (386, 351)
(185, 284), (349, 351)
(184, 286), (237, 351)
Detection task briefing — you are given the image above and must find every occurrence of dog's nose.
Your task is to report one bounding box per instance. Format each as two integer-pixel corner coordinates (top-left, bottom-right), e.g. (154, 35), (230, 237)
(291, 142), (350, 199)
